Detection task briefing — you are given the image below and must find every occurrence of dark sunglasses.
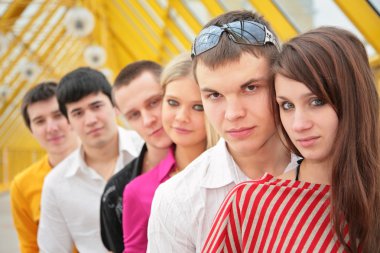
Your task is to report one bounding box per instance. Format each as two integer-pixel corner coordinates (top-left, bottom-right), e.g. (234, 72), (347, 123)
(191, 20), (280, 58)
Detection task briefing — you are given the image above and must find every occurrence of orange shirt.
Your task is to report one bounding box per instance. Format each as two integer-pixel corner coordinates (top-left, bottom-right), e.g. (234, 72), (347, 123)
(10, 155), (51, 253)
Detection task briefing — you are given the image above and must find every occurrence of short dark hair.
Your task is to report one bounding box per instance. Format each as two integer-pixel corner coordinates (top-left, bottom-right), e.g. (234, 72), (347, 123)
(21, 82), (58, 130)
(192, 10), (279, 83)
(57, 67), (113, 117)
(113, 60), (162, 90)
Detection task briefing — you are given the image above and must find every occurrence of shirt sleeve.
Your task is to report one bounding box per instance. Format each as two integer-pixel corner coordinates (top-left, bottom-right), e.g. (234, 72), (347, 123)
(38, 178), (73, 253)
(122, 183), (148, 253)
(201, 186), (243, 253)
(10, 180), (39, 253)
(147, 185), (195, 253)
(100, 184), (124, 253)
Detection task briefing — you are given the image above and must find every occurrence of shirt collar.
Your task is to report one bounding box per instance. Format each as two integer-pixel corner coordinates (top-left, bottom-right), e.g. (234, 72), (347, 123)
(117, 126), (143, 159)
(64, 127), (143, 178)
(201, 138), (240, 189)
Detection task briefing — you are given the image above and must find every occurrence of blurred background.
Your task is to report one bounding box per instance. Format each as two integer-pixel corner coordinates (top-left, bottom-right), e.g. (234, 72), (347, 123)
(0, 0), (379, 252)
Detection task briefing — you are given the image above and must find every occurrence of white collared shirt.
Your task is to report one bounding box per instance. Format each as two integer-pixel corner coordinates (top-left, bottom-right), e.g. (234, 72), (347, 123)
(38, 127), (143, 253)
(147, 138), (298, 253)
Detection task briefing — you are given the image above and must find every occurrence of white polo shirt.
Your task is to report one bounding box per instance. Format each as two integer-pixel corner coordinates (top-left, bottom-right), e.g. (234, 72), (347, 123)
(147, 138), (298, 253)
(38, 127), (143, 253)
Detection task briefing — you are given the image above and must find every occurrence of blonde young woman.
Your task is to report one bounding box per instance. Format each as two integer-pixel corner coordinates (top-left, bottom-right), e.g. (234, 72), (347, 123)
(121, 53), (218, 253)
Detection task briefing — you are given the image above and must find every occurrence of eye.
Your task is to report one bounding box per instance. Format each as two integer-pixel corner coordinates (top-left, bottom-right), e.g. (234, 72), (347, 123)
(53, 112), (63, 119)
(71, 110), (83, 118)
(150, 98), (162, 108)
(192, 104), (204, 111)
(281, 101), (294, 111)
(34, 119), (45, 126)
(207, 92), (221, 100)
(127, 111), (140, 120)
(244, 84), (257, 92)
(167, 99), (179, 107)
(311, 98), (325, 106)
(92, 103), (103, 110)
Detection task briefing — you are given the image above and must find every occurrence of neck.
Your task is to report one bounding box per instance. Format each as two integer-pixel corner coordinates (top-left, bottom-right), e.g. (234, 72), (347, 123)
(83, 132), (119, 180)
(175, 141), (206, 171)
(142, 144), (171, 173)
(229, 135), (290, 179)
(299, 158), (332, 185)
(48, 140), (79, 167)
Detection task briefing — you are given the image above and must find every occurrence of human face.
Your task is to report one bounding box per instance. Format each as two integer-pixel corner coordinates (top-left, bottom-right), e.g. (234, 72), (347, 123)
(196, 53), (277, 156)
(114, 72), (172, 150)
(66, 92), (118, 149)
(28, 97), (77, 156)
(162, 76), (206, 148)
(275, 74), (338, 163)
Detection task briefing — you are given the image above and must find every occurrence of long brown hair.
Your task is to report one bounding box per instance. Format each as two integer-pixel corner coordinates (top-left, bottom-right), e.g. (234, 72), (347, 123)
(271, 27), (380, 252)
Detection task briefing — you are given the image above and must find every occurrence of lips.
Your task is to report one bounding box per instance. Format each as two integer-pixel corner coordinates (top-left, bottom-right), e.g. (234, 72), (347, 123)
(296, 136), (320, 148)
(172, 126), (192, 134)
(226, 126), (255, 139)
(150, 127), (163, 136)
(48, 135), (64, 143)
(87, 127), (103, 135)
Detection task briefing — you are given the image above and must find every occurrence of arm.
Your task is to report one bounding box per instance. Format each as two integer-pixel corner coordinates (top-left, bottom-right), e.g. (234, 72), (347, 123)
(100, 184), (124, 253)
(122, 184), (149, 253)
(10, 181), (39, 253)
(201, 186), (243, 253)
(37, 179), (73, 253)
(147, 185), (195, 253)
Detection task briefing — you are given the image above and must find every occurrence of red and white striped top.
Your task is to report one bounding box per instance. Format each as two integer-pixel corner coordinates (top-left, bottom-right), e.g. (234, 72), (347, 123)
(202, 174), (351, 253)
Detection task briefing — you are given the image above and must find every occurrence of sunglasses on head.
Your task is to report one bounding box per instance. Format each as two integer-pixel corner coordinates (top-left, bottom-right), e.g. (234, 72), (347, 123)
(191, 20), (280, 58)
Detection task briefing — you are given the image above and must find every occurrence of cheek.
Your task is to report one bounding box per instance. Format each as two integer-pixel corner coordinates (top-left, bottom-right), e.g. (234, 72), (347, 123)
(279, 114), (293, 137)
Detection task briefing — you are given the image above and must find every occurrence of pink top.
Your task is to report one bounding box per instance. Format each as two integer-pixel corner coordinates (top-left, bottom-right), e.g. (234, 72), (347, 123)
(203, 174), (352, 253)
(122, 146), (175, 253)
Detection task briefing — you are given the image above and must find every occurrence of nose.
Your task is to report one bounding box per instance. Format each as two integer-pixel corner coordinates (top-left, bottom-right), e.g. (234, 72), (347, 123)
(175, 106), (190, 123)
(46, 118), (59, 132)
(224, 98), (245, 121)
(84, 110), (97, 126)
(142, 111), (156, 127)
(292, 109), (313, 132)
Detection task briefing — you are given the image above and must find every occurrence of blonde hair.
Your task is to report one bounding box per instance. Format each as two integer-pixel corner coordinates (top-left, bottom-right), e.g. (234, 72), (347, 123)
(161, 52), (219, 149)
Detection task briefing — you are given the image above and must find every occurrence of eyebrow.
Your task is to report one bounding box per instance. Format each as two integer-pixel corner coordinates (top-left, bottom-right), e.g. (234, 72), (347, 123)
(277, 92), (315, 100)
(200, 78), (263, 93)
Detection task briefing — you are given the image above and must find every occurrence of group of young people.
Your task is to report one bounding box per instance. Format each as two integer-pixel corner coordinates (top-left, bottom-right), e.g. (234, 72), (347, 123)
(10, 9), (379, 253)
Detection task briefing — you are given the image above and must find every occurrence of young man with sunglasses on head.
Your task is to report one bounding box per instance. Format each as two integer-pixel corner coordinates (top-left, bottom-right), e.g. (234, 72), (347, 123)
(37, 68), (143, 253)
(147, 10), (297, 252)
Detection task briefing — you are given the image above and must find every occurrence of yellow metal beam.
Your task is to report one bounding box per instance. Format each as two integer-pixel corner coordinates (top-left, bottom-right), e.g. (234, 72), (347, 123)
(0, 1), (50, 69)
(249, 0), (298, 42)
(107, 2), (156, 60)
(334, 0), (380, 54)
(200, 0), (225, 18)
(171, 0), (202, 33)
(0, 0), (32, 33)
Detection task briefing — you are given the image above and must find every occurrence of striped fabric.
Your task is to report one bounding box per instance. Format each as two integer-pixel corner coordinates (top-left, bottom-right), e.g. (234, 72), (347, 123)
(202, 174), (350, 253)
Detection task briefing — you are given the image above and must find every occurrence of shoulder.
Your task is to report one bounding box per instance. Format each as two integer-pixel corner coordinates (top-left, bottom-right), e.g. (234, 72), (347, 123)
(153, 148), (215, 202)
(106, 158), (139, 187)
(43, 150), (78, 187)
(11, 156), (50, 190)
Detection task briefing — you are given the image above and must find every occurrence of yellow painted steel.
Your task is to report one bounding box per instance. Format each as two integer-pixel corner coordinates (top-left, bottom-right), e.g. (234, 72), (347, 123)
(249, 0), (298, 42)
(200, 0), (225, 17)
(334, 0), (380, 54)
(0, 0), (32, 33)
(171, 0), (202, 33)
(113, 0), (160, 52)
(107, 2), (156, 60)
